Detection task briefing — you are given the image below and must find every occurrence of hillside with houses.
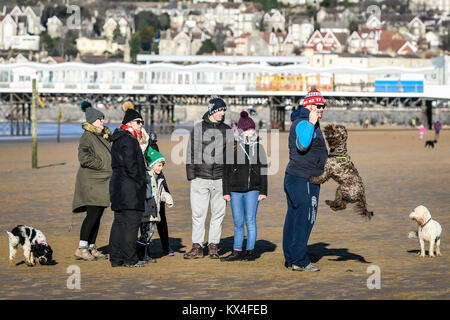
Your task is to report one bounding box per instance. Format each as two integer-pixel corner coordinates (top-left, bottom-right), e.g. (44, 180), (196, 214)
(0, 0), (449, 64)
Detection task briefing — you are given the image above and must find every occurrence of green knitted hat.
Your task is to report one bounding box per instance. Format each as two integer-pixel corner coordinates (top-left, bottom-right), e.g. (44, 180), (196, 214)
(145, 147), (165, 168)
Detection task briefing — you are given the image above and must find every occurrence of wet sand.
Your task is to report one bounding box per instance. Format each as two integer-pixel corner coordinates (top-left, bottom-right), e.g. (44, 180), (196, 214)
(0, 127), (449, 300)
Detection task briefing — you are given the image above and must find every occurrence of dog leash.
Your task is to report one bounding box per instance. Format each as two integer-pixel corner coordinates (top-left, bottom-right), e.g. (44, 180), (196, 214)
(68, 214), (74, 232)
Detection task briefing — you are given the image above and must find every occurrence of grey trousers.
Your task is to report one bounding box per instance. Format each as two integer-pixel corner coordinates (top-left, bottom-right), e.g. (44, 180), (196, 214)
(190, 177), (226, 245)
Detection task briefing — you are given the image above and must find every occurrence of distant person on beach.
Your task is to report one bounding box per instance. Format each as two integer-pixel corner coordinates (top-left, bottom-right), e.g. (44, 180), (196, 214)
(123, 102), (175, 257)
(363, 118), (369, 128)
(434, 120), (442, 140)
(221, 111), (268, 262)
(184, 96), (230, 259)
(108, 107), (147, 267)
(72, 101), (112, 261)
(283, 89), (327, 272)
(419, 124), (426, 140)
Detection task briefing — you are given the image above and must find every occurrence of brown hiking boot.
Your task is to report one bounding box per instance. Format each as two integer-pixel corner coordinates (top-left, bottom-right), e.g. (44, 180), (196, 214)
(74, 246), (95, 261)
(208, 243), (220, 259)
(90, 245), (108, 260)
(183, 243), (203, 259)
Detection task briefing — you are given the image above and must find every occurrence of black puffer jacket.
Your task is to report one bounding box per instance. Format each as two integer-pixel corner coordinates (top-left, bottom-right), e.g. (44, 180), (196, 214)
(109, 128), (147, 212)
(222, 136), (268, 196)
(186, 112), (231, 181)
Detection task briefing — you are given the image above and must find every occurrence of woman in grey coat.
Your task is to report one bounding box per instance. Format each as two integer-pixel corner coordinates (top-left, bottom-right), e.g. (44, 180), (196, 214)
(72, 101), (112, 261)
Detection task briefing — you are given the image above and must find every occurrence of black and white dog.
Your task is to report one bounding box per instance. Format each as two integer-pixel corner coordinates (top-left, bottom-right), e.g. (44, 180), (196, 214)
(6, 225), (55, 266)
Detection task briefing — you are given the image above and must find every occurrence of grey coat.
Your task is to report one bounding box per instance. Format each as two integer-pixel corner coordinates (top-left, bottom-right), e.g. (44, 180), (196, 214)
(72, 123), (112, 213)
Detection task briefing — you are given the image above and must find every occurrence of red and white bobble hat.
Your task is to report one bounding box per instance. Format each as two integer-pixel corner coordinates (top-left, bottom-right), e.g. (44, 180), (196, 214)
(303, 89), (326, 108)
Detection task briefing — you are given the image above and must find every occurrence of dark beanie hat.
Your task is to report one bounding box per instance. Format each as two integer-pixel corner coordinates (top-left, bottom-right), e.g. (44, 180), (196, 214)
(122, 108), (143, 125)
(208, 96), (227, 115)
(81, 100), (105, 124)
(238, 110), (255, 132)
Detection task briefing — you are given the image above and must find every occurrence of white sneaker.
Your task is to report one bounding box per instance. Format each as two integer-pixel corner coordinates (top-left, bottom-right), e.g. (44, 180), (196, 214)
(290, 263), (320, 272)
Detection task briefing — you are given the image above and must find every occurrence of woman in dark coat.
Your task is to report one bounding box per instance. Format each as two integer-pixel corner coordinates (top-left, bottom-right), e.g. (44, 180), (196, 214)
(72, 101), (112, 261)
(108, 108), (148, 267)
(122, 101), (174, 256)
(221, 111), (268, 262)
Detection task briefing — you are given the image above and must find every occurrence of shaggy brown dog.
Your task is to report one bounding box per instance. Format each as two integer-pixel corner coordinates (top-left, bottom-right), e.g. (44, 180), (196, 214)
(310, 124), (373, 220)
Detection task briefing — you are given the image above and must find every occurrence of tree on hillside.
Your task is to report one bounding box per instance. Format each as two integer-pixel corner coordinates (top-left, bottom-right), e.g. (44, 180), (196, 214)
(113, 25), (121, 41)
(129, 33), (141, 63)
(93, 17), (105, 36)
(139, 25), (155, 51)
(197, 39), (217, 55)
(349, 21), (358, 34)
(314, 22), (321, 31)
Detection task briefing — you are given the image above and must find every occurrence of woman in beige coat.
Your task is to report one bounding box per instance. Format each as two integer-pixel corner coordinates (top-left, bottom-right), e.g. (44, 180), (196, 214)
(72, 101), (112, 261)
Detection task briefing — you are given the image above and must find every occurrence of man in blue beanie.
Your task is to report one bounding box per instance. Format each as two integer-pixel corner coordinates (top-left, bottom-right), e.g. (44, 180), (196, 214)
(184, 96), (231, 259)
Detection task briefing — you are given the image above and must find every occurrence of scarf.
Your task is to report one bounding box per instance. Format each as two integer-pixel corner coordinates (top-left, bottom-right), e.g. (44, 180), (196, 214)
(120, 123), (143, 140)
(236, 131), (259, 160)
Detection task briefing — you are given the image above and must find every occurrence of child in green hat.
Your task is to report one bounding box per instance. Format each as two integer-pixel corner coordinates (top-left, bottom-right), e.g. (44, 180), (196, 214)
(136, 147), (174, 262)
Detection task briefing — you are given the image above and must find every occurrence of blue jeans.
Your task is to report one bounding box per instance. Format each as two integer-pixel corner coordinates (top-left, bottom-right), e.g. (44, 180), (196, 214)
(230, 190), (260, 250)
(283, 173), (320, 268)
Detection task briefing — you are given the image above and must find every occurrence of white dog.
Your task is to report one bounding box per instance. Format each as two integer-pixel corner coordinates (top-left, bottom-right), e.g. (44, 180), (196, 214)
(408, 205), (442, 258)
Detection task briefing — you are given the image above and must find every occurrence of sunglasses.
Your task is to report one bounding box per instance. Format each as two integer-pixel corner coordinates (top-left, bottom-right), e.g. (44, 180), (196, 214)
(134, 120), (144, 125)
(314, 104), (326, 110)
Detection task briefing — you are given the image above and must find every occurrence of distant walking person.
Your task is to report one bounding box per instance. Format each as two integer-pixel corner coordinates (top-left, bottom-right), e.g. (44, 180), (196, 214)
(184, 96), (230, 259)
(108, 108), (148, 267)
(221, 111), (268, 262)
(72, 101), (112, 261)
(419, 124), (426, 140)
(434, 120), (442, 140)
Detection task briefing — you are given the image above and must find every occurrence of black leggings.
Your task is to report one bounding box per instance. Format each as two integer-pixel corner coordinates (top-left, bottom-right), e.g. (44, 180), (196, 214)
(80, 206), (105, 244)
(157, 205), (170, 251)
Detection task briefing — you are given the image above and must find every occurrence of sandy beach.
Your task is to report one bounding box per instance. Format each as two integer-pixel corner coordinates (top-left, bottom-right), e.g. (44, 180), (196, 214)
(0, 127), (449, 300)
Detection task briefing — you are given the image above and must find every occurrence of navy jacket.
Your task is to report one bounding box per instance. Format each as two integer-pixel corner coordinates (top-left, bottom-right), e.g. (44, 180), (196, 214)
(285, 108), (328, 179)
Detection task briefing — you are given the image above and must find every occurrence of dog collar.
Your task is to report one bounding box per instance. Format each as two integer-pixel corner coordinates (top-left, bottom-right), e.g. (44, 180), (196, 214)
(421, 218), (432, 227)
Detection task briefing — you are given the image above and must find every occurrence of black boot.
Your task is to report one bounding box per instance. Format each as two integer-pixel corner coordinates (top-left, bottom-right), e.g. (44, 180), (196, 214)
(220, 250), (244, 262)
(136, 241), (146, 261)
(243, 250), (257, 261)
(143, 244), (156, 263)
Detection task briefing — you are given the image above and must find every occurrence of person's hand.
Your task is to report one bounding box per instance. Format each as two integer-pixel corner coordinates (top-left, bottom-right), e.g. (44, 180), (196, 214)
(223, 195), (231, 202)
(258, 194), (267, 201)
(308, 107), (319, 125)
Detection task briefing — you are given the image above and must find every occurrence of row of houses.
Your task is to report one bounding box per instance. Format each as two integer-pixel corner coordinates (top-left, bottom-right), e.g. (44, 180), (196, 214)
(160, 12), (446, 57)
(1, 2), (449, 63)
